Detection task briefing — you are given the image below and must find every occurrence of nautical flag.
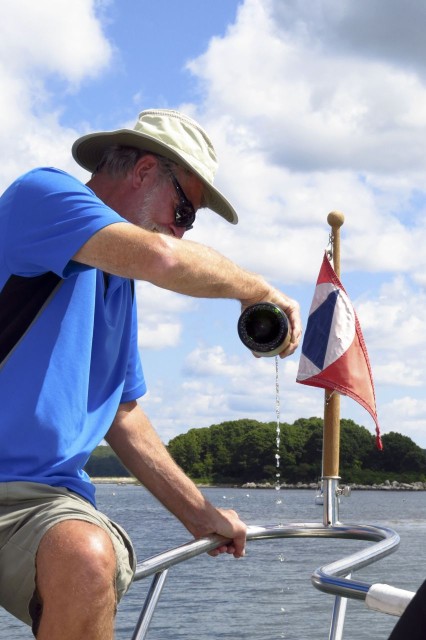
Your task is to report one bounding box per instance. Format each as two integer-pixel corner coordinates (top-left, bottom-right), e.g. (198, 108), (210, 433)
(296, 253), (383, 450)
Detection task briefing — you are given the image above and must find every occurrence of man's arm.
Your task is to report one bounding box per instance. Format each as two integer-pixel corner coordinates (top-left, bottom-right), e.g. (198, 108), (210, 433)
(105, 400), (247, 558)
(73, 223), (301, 355)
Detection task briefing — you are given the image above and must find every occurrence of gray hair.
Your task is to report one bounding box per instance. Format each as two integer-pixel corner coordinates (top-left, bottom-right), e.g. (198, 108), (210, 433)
(93, 145), (188, 180)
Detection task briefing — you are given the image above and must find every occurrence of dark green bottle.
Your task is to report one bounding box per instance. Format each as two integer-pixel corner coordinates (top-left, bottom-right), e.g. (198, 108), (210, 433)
(238, 302), (291, 357)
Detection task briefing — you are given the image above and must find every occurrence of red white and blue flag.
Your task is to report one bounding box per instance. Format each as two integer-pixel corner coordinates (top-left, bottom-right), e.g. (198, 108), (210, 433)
(296, 254), (382, 449)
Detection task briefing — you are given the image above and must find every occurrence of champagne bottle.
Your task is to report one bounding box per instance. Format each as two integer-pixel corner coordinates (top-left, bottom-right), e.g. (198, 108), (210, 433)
(238, 302), (291, 357)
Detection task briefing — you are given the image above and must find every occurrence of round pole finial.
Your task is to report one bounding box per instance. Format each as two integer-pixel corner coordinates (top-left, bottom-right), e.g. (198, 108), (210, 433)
(327, 211), (345, 228)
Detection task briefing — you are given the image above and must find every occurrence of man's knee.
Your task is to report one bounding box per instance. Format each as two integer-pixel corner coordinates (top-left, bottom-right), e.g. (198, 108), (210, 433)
(36, 519), (117, 596)
(32, 520), (117, 638)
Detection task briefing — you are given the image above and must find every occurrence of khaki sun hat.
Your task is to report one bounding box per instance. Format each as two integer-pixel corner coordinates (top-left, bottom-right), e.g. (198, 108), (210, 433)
(72, 109), (238, 224)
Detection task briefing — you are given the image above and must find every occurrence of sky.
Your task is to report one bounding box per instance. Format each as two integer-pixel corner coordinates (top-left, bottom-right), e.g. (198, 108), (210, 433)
(3, 0), (426, 450)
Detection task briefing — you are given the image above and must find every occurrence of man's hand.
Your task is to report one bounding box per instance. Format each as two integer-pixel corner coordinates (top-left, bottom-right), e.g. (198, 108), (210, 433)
(241, 287), (302, 358)
(194, 506), (247, 559)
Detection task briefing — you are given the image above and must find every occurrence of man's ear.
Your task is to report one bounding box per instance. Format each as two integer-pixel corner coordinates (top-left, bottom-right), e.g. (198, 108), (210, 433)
(132, 154), (158, 188)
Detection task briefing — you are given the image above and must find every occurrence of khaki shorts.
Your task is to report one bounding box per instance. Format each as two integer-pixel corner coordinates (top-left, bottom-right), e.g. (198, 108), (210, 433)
(0, 481), (136, 628)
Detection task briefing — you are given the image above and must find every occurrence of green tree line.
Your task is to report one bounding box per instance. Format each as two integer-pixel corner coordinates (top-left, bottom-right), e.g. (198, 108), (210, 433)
(85, 417), (426, 485)
(166, 417), (426, 485)
(85, 445), (131, 478)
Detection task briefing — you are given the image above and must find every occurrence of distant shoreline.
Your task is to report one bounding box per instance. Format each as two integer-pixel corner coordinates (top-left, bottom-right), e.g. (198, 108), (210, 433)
(92, 477), (137, 484)
(91, 477), (426, 491)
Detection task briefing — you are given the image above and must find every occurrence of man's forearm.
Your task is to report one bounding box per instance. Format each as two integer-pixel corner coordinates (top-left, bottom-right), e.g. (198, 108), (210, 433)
(73, 222), (301, 354)
(105, 402), (233, 539)
(73, 222), (269, 303)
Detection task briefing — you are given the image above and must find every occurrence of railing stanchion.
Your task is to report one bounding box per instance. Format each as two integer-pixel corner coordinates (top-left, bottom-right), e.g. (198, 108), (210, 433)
(131, 569), (169, 640)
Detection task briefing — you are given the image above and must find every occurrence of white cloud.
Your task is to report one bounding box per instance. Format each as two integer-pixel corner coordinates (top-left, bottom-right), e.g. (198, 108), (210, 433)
(373, 362), (423, 388)
(0, 0), (112, 83)
(183, 345), (247, 379)
(356, 277), (426, 354)
(381, 396), (426, 433)
(0, 0), (113, 188)
(189, 0), (426, 175)
(270, 0), (426, 77)
(185, 0), (426, 283)
(136, 281), (196, 349)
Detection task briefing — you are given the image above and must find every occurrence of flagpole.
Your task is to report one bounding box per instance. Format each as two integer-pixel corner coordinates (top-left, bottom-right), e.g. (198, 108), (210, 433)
(323, 211), (345, 526)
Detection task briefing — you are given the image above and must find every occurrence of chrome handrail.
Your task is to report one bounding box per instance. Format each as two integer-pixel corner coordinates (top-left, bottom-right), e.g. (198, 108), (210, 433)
(131, 521), (403, 640)
(310, 523), (400, 599)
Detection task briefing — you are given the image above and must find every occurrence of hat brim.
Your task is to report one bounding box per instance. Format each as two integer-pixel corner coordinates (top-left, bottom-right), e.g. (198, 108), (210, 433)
(72, 129), (238, 224)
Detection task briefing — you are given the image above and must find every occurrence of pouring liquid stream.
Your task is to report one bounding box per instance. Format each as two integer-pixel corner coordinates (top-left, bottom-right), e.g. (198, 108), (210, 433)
(275, 356), (282, 505)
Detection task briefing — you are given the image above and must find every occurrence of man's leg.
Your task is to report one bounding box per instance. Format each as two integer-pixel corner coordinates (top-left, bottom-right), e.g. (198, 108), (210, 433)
(34, 520), (117, 640)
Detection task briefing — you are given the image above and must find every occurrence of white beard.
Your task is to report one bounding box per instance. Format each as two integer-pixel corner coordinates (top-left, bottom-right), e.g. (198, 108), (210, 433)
(137, 183), (175, 237)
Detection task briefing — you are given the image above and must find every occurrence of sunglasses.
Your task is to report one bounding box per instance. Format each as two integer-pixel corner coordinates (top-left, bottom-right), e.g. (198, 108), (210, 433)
(170, 174), (196, 230)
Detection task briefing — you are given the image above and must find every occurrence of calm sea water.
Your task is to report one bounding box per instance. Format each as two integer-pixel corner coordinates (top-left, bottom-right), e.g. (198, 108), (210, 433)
(1, 485), (426, 639)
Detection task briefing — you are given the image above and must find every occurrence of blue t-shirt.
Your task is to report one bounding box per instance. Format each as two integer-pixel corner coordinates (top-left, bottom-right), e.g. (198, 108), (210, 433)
(0, 168), (146, 505)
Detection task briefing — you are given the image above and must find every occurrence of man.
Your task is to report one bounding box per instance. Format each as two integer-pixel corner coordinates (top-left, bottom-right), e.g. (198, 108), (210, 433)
(0, 109), (301, 639)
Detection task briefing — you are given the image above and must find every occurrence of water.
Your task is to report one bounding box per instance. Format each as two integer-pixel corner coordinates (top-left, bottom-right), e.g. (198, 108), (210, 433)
(1, 486), (426, 639)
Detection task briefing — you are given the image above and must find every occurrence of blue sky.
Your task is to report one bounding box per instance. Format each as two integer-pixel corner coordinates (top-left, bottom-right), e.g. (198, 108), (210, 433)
(3, 0), (426, 449)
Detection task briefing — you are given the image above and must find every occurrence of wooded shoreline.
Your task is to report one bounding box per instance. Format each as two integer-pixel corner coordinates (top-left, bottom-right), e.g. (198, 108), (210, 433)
(92, 477), (426, 490)
(86, 418), (426, 488)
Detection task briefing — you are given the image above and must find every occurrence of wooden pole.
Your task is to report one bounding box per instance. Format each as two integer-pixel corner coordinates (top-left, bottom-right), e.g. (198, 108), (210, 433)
(322, 211), (345, 478)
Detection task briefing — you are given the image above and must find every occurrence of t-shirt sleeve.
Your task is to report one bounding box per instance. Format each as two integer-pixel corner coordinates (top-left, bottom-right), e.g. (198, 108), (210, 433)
(121, 297), (147, 402)
(4, 167), (128, 278)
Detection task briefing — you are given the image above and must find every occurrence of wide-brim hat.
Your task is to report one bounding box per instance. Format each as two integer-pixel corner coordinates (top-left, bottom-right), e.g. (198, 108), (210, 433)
(72, 109), (238, 224)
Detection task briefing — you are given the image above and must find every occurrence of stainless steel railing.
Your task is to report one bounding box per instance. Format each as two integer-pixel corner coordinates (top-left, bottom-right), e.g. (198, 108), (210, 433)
(130, 521), (403, 640)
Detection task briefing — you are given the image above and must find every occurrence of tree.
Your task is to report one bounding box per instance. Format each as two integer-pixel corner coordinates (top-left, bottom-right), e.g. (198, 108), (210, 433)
(84, 446), (131, 477)
(166, 418), (426, 485)
(368, 431), (426, 475)
(340, 419), (374, 472)
(231, 422), (276, 482)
